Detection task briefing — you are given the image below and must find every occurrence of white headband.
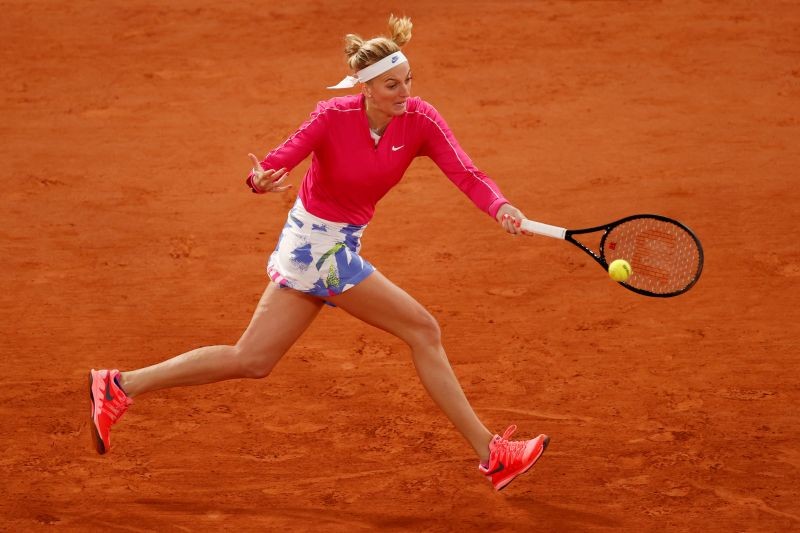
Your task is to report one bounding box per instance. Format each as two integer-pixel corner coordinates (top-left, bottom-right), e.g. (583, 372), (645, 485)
(327, 51), (408, 90)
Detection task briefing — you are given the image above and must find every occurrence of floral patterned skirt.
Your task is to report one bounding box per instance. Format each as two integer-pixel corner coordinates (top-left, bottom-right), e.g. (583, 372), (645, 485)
(267, 198), (375, 298)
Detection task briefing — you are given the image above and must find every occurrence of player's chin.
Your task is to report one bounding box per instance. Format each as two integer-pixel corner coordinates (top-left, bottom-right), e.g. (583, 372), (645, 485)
(391, 101), (408, 114)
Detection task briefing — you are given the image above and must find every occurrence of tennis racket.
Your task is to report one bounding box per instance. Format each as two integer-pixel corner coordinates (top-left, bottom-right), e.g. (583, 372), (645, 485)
(520, 214), (703, 297)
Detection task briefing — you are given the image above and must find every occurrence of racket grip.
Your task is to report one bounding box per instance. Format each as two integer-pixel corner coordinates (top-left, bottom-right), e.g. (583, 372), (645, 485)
(520, 219), (567, 239)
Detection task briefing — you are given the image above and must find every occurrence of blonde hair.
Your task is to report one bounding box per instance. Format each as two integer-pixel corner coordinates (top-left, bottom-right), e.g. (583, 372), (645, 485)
(343, 15), (412, 73)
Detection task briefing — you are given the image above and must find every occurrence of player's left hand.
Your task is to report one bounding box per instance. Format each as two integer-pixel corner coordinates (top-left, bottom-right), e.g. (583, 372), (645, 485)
(496, 203), (532, 236)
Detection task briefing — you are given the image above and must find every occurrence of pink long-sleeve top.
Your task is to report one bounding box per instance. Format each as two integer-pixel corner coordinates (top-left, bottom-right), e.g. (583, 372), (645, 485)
(248, 94), (508, 225)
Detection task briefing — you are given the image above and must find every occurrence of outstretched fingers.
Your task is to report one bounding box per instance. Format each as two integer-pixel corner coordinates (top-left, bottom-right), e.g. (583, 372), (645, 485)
(248, 153), (264, 172)
(247, 154), (291, 193)
(269, 172), (292, 192)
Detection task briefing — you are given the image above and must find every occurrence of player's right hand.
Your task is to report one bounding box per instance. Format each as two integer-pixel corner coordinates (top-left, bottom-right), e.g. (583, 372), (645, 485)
(248, 153), (292, 193)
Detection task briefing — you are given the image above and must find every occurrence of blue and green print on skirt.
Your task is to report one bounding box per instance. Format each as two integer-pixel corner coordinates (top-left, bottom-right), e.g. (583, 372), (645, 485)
(267, 198), (375, 298)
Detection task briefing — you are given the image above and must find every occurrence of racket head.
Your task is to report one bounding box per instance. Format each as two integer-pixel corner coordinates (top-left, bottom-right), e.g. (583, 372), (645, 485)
(570, 214), (704, 297)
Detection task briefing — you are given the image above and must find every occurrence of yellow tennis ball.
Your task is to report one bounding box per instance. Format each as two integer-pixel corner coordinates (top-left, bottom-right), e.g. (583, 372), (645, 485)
(608, 259), (632, 282)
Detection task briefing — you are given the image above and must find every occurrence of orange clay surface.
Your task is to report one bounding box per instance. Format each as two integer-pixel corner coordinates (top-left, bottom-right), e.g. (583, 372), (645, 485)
(2, 1), (799, 530)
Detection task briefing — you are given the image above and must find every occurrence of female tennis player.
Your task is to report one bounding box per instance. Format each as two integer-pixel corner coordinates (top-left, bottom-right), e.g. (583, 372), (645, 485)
(89, 15), (549, 491)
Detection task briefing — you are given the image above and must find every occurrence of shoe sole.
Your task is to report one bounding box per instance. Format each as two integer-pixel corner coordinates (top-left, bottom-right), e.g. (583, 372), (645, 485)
(88, 371), (107, 455)
(496, 434), (550, 492)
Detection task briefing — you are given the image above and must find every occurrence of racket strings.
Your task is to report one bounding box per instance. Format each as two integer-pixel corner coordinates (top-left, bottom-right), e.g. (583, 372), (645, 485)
(603, 218), (701, 295)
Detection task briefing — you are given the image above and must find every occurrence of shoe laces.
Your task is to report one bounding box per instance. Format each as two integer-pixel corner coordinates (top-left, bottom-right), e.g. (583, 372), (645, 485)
(494, 425), (529, 461)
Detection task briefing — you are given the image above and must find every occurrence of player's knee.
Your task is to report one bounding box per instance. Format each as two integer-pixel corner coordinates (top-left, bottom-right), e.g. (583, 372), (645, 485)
(407, 309), (441, 348)
(234, 345), (280, 379)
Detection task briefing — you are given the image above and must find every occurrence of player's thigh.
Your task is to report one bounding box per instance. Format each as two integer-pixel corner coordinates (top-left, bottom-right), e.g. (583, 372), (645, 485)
(326, 271), (440, 347)
(236, 282), (325, 357)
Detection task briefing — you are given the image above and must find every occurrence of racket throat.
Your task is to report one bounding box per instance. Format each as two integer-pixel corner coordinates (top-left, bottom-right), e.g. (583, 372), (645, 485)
(567, 232), (607, 267)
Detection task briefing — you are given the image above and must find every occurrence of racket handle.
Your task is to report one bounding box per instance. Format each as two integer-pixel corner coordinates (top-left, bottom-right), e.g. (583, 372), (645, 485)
(520, 219), (567, 239)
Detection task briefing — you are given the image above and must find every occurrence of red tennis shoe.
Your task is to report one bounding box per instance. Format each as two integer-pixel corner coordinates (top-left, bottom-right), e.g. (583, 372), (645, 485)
(88, 369), (133, 455)
(479, 425), (550, 491)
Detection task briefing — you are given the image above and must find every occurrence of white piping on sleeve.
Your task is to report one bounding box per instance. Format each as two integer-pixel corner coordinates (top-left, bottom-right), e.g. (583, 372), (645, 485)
(264, 106), (363, 162)
(407, 109), (502, 202)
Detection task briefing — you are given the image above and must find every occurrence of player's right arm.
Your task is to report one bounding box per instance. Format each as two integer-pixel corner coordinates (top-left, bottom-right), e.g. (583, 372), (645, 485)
(246, 101), (329, 194)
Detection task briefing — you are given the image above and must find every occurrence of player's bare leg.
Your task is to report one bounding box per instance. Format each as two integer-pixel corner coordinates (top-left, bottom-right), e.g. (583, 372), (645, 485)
(327, 271), (494, 462)
(89, 283), (323, 454)
(118, 283), (325, 397)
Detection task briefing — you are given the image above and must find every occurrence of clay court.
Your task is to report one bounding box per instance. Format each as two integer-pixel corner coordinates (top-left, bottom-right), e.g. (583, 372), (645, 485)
(2, 0), (799, 530)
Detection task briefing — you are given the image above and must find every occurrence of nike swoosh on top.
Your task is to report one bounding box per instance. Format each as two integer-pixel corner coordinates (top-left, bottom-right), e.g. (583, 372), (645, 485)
(391, 145), (404, 151)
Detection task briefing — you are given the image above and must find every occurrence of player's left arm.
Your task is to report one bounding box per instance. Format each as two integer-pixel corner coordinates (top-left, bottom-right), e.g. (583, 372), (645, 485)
(417, 102), (526, 235)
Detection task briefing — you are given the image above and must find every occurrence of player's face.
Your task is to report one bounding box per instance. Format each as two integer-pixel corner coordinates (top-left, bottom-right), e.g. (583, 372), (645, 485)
(366, 63), (412, 117)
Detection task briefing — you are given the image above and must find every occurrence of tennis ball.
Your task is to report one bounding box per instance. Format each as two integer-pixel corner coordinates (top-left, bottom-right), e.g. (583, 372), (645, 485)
(608, 259), (632, 282)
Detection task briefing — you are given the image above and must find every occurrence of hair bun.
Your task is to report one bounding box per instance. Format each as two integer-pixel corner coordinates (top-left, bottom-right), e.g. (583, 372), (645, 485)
(388, 14), (412, 47)
(344, 34), (365, 59)
(343, 16), (413, 72)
